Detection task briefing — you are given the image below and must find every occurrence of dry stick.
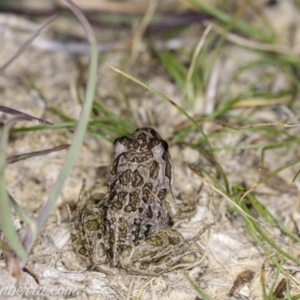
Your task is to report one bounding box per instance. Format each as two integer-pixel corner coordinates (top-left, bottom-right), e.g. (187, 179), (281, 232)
(6, 145), (69, 164)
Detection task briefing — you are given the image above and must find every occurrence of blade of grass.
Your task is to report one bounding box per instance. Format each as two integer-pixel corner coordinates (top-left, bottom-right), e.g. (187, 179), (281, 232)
(23, 0), (98, 252)
(206, 20), (290, 55)
(187, 146), (230, 194)
(106, 64), (235, 192)
(186, 0), (274, 42)
(48, 106), (77, 122)
(0, 117), (30, 262)
(88, 129), (114, 142)
(154, 50), (188, 92)
(0, 239), (11, 255)
(269, 257), (284, 297)
(0, 105), (54, 125)
(8, 192), (32, 225)
(285, 275), (292, 300)
(240, 196), (300, 265)
(92, 101), (135, 131)
(260, 262), (268, 299)
(0, 14), (57, 73)
(11, 122), (77, 132)
(183, 24), (212, 102)
(247, 193), (300, 243)
(89, 120), (133, 136)
(106, 63), (212, 152)
(183, 270), (213, 300)
(189, 165), (259, 223)
(6, 145), (69, 164)
(240, 158), (300, 202)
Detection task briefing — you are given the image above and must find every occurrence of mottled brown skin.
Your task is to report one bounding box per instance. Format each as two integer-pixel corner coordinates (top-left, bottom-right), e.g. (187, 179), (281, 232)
(103, 128), (174, 267)
(72, 127), (205, 276)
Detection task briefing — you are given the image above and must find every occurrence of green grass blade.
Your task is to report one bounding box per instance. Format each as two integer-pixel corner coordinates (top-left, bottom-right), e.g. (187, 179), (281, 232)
(11, 122), (77, 132)
(107, 63), (212, 151)
(186, 0), (274, 42)
(0, 117), (29, 262)
(240, 199), (300, 265)
(247, 193), (300, 243)
(8, 192), (33, 225)
(269, 257), (284, 298)
(183, 270), (213, 300)
(23, 0), (98, 252)
(154, 50), (188, 92)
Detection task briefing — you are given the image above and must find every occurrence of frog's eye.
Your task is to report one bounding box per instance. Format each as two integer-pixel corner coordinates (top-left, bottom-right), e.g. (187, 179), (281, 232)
(112, 137), (128, 155)
(161, 140), (169, 152)
(113, 137), (121, 146)
(149, 128), (160, 138)
(114, 136), (129, 146)
(114, 137), (136, 152)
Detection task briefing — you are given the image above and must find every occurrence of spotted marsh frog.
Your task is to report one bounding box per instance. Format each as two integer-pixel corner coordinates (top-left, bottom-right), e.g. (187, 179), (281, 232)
(71, 127), (211, 275)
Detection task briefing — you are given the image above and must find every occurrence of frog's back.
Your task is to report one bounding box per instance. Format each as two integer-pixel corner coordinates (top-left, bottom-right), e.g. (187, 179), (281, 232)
(104, 128), (174, 266)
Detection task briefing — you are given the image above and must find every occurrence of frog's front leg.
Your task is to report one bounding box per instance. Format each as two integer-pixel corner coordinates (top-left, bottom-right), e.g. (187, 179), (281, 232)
(165, 192), (196, 221)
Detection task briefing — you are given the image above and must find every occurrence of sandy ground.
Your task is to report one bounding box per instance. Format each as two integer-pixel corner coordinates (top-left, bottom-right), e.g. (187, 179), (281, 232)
(1, 1), (300, 299)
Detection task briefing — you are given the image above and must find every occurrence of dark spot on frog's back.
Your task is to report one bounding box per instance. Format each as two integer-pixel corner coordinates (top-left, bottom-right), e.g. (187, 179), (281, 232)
(116, 136), (132, 148)
(137, 132), (147, 141)
(132, 169), (144, 187)
(108, 227), (115, 245)
(111, 155), (120, 175)
(110, 179), (117, 190)
(158, 188), (167, 201)
(148, 138), (160, 149)
(117, 218), (128, 240)
(111, 191), (127, 211)
(149, 160), (159, 179)
(142, 182), (152, 203)
(162, 151), (172, 180)
(119, 169), (131, 185)
(124, 151), (152, 163)
(124, 191), (139, 212)
(79, 246), (88, 256)
(144, 224), (151, 236)
(146, 205), (153, 219)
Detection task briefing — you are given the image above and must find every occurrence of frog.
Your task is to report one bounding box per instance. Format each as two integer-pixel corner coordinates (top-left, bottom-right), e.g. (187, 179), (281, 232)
(71, 127), (212, 276)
